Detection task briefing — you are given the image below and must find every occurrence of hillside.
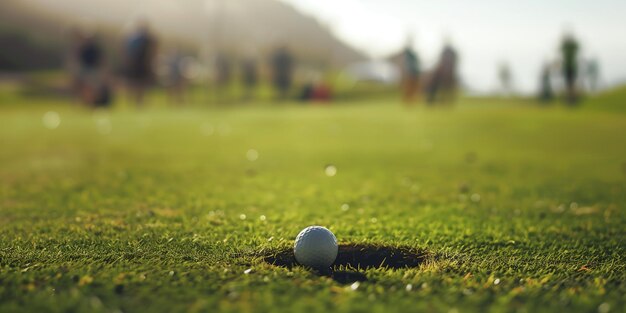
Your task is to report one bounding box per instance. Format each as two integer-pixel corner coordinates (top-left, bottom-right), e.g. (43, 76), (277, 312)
(0, 0), (66, 70)
(1, 0), (365, 71)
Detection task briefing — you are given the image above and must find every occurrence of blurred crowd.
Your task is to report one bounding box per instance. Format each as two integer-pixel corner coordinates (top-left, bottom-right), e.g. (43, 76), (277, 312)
(402, 40), (459, 106)
(397, 31), (598, 107)
(67, 20), (597, 109)
(67, 21), (331, 108)
(536, 32), (600, 105)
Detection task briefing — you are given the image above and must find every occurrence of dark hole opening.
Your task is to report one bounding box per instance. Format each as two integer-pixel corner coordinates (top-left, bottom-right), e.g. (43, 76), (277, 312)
(264, 243), (427, 270)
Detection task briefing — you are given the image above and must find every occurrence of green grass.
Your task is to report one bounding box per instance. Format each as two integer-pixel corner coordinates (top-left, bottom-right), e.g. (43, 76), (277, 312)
(586, 85), (626, 114)
(0, 93), (625, 313)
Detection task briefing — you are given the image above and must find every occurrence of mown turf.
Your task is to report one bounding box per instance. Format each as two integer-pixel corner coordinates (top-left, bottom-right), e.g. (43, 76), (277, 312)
(0, 95), (625, 313)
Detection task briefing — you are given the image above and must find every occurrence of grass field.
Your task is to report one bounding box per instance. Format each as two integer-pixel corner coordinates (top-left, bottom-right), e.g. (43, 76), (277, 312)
(1, 93), (625, 312)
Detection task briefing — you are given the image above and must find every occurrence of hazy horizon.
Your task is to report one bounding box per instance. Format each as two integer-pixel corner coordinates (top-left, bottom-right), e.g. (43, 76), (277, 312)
(281, 0), (626, 93)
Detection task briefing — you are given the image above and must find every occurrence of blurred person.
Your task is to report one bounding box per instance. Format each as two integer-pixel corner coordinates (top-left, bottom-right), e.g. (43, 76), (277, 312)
(214, 52), (232, 103)
(66, 27), (84, 101)
(498, 62), (512, 96)
(427, 42), (458, 105)
(560, 32), (580, 105)
(299, 74), (332, 103)
(270, 45), (294, 100)
(299, 82), (314, 102)
(73, 31), (112, 107)
(165, 48), (187, 105)
(539, 63), (554, 103)
(241, 57), (258, 101)
(585, 58), (600, 93)
(400, 41), (421, 105)
(124, 22), (158, 107)
(311, 81), (332, 102)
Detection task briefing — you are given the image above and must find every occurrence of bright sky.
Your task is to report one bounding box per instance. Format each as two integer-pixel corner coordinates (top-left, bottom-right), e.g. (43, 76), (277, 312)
(280, 0), (626, 93)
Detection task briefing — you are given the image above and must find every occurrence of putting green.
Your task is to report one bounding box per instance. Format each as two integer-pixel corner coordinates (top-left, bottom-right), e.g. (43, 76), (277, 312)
(0, 96), (624, 312)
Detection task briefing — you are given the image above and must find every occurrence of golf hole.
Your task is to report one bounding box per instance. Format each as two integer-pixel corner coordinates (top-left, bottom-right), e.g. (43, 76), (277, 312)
(264, 243), (428, 270)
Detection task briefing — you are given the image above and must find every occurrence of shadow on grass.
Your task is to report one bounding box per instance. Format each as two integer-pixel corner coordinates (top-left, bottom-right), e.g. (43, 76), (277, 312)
(263, 243), (428, 284)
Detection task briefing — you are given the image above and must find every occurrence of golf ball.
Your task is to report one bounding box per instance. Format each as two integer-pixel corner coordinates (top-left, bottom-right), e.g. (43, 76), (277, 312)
(294, 226), (338, 269)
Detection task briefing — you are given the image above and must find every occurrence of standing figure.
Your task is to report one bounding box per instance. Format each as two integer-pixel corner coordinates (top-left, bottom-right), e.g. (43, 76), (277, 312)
(539, 63), (554, 103)
(560, 32), (580, 105)
(401, 44), (421, 104)
(498, 62), (512, 96)
(124, 22), (157, 106)
(270, 46), (294, 100)
(214, 52), (232, 103)
(73, 31), (111, 107)
(66, 28), (84, 102)
(585, 58), (600, 93)
(241, 57), (258, 101)
(165, 49), (187, 105)
(427, 43), (458, 105)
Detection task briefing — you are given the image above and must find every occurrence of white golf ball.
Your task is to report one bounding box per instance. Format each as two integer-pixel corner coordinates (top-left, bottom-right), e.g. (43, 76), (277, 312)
(294, 226), (338, 269)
